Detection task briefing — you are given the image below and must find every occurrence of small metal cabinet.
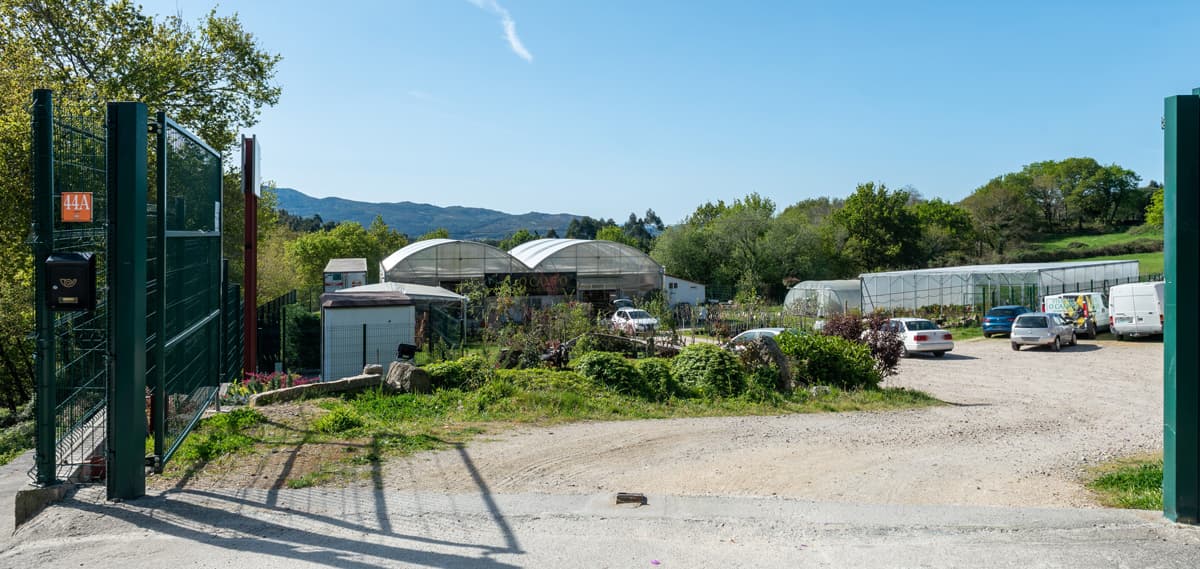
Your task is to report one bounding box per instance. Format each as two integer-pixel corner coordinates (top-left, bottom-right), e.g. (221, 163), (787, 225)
(46, 252), (96, 312)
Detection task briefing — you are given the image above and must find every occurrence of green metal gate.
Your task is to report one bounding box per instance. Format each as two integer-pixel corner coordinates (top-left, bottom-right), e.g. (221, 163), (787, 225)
(150, 112), (226, 467)
(32, 90), (242, 497)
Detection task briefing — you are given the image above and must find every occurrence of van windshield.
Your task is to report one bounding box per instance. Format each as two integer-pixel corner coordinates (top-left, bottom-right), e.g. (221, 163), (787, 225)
(1015, 316), (1047, 328)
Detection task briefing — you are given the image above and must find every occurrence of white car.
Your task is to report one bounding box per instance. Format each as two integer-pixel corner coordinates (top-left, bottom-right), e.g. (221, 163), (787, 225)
(1010, 312), (1076, 351)
(886, 318), (954, 358)
(611, 308), (658, 334)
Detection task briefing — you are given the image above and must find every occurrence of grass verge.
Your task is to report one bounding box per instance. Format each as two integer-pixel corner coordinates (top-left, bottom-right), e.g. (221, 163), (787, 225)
(155, 370), (941, 489)
(1072, 251), (1163, 276)
(1086, 453), (1162, 510)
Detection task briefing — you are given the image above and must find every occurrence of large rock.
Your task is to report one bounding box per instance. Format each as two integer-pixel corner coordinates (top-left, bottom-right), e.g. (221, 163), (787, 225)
(385, 361), (431, 394)
(363, 363), (384, 376)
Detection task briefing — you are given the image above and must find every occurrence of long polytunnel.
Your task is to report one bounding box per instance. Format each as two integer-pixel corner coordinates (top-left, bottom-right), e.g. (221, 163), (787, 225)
(859, 260), (1141, 312)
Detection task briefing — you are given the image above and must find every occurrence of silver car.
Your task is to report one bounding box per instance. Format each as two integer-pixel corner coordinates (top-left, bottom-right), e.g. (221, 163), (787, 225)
(1010, 312), (1076, 352)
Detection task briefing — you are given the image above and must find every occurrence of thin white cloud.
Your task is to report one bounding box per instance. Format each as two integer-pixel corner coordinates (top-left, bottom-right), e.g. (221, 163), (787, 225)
(467, 0), (533, 62)
(408, 90), (434, 101)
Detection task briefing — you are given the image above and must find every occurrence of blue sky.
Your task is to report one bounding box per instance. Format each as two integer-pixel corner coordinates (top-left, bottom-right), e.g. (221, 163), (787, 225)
(142, 0), (1199, 225)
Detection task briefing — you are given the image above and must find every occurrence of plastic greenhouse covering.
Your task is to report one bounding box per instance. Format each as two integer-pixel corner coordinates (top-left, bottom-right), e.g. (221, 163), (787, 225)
(860, 261), (1140, 313)
(784, 280), (863, 315)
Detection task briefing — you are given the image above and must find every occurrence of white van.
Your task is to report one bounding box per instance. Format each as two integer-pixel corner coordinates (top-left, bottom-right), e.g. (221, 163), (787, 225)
(1042, 292), (1109, 338)
(1108, 282), (1164, 339)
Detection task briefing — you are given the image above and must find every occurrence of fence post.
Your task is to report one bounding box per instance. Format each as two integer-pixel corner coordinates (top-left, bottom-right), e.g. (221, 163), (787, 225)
(106, 101), (148, 501)
(1164, 89), (1200, 524)
(362, 323), (367, 370)
(151, 112), (167, 469)
(32, 89), (57, 486)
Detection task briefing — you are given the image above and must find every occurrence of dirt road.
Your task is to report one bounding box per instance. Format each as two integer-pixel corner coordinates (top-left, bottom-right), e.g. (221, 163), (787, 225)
(382, 338), (1164, 508)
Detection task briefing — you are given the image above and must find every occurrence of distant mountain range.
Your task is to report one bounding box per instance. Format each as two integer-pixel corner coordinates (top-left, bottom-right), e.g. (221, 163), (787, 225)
(273, 188), (582, 240)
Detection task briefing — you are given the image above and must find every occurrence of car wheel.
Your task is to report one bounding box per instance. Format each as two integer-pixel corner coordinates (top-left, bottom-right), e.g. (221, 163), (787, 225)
(932, 351), (946, 358)
(900, 344), (910, 358)
(983, 332), (991, 338)
(1011, 343), (1020, 351)
(1070, 332), (1077, 347)
(1087, 322), (1096, 339)
(1052, 337), (1061, 352)
(1116, 333), (1124, 341)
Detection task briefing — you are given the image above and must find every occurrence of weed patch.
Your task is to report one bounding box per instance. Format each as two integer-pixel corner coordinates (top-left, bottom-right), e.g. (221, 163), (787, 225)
(1087, 454), (1163, 510)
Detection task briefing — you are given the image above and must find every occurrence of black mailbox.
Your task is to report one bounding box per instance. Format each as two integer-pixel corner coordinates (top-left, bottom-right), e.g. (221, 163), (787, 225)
(46, 252), (96, 312)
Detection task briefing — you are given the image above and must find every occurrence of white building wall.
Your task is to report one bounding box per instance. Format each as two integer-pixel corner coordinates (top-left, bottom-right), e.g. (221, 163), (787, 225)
(663, 275), (705, 307)
(321, 305), (415, 381)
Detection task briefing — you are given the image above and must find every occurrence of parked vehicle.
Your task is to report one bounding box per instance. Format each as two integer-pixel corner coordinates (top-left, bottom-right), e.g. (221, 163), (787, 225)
(611, 307), (658, 333)
(1010, 312), (1076, 351)
(886, 318), (954, 358)
(725, 327), (788, 350)
(1108, 281), (1164, 340)
(982, 305), (1031, 338)
(1042, 292), (1109, 339)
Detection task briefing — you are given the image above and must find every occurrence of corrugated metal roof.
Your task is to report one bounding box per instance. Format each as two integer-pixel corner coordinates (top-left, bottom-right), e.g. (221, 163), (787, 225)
(861, 260), (1137, 277)
(340, 282), (466, 302)
(323, 257), (367, 273)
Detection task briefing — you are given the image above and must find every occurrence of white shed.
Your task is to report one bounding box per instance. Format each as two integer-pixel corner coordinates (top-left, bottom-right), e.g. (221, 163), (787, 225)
(320, 291), (415, 381)
(784, 280), (863, 315)
(323, 258), (368, 293)
(663, 275), (706, 307)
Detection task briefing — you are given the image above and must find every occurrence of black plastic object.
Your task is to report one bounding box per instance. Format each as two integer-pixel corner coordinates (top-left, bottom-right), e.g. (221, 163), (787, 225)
(46, 252), (96, 311)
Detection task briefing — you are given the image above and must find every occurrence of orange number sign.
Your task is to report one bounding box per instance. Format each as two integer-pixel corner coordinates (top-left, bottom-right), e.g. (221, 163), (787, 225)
(61, 192), (93, 222)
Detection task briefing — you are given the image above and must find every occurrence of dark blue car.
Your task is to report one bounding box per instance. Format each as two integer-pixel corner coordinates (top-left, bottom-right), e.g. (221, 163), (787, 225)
(983, 305), (1031, 338)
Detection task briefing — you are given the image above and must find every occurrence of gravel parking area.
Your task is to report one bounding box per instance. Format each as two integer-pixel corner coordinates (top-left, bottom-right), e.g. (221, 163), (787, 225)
(381, 337), (1164, 508)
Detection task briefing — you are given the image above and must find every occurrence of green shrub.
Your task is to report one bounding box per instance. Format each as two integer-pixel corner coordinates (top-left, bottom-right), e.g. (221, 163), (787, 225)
(670, 344), (745, 398)
(425, 354), (494, 391)
(313, 406), (365, 433)
(575, 351), (645, 396)
(776, 332), (880, 390)
(636, 358), (679, 401)
(469, 376), (517, 412)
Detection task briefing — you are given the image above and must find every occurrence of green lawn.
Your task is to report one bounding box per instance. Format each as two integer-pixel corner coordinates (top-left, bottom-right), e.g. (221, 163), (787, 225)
(1032, 228), (1162, 251)
(1072, 251), (1164, 276)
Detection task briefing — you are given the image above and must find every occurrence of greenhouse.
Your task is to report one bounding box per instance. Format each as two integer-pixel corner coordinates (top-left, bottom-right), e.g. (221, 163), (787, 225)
(508, 239), (664, 301)
(783, 279), (863, 315)
(860, 260), (1140, 313)
(379, 239), (528, 288)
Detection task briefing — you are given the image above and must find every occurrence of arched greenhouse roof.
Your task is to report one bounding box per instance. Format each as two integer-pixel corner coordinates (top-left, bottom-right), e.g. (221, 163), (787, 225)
(381, 239), (529, 283)
(508, 239), (663, 275)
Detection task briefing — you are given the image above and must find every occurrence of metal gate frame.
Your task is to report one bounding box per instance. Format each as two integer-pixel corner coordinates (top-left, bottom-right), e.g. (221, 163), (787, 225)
(32, 91), (239, 500)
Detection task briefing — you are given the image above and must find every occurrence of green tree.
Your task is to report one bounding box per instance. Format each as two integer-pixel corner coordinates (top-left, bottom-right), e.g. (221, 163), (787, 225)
(1145, 184), (1165, 230)
(960, 175), (1039, 256)
(833, 183), (922, 271)
(418, 227), (450, 241)
(0, 0), (281, 407)
(498, 228), (538, 251)
(565, 216), (616, 239)
(911, 198), (975, 265)
(596, 225), (639, 248)
(285, 221), (403, 289)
